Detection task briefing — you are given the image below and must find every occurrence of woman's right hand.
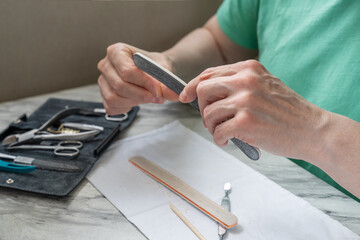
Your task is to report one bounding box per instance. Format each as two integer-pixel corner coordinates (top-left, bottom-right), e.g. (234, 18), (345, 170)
(97, 43), (179, 115)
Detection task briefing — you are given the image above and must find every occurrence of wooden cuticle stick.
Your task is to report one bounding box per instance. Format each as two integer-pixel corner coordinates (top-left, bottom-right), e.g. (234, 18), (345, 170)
(170, 203), (206, 240)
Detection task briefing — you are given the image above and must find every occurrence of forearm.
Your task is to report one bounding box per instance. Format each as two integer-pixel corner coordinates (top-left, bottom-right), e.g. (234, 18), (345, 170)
(162, 15), (258, 82)
(162, 27), (225, 82)
(310, 111), (360, 198)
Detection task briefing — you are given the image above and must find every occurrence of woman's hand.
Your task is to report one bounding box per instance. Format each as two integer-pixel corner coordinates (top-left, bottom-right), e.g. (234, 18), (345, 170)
(179, 60), (328, 161)
(97, 43), (178, 115)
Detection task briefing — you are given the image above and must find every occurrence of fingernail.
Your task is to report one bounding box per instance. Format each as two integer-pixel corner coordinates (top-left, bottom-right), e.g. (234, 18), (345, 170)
(155, 85), (162, 98)
(156, 97), (164, 104)
(179, 91), (187, 102)
(150, 85), (156, 96)
(221, 141), (228, 147)
(152, 97), (164, 104)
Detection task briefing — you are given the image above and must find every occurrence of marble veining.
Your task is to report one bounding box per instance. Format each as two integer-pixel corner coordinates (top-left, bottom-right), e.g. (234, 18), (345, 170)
(0, 84), (358, 239)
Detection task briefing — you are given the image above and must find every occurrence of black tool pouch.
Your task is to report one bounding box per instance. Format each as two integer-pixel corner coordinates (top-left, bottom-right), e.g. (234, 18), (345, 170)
(0, 98), (139, 196)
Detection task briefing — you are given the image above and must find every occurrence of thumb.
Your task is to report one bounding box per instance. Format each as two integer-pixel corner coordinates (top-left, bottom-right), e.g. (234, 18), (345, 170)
(179, 76), (201, 103)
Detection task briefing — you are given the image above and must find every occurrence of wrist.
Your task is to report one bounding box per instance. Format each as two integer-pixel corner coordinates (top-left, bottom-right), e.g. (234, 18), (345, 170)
(308, 111), (360, 198)
(303, 109), (334, 168)
(291, 106), (334, 168)
(307, 110), (357, 171)
(161, 50), (177, 75)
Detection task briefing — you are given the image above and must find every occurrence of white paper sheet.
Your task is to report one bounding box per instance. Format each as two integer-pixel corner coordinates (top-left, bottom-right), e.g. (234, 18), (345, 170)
(87, 121), (359, 240)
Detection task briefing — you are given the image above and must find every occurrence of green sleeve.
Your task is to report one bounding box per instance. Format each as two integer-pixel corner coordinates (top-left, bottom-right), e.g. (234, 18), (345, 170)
(217, 0), (259, 50)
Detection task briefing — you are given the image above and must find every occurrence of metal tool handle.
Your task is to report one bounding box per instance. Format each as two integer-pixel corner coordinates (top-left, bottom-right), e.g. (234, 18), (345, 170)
(39, 107), (83, 131)
(0, 152), (16, 160)
(34, 130), (101, 141)
(0, 160), (36, 173)
(221, 195), (230, 211)
(62, 123), (104, 131)
(77, 107), (129, 122)
(54, 147), (80, 157)
(0, 154), (36, 173)
(133, 52), (260, 160)
(218, 184), (231, 240)
(58, 140), (83, 148)
(54, 140), (83, 157)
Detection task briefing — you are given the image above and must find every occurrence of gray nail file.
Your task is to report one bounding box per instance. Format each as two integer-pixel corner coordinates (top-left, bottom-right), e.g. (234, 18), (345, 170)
(133, 52), (260, 161)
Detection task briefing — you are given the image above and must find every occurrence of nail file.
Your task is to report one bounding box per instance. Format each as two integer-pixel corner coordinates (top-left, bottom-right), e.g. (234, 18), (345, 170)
(129, 156), (238, 228)
(133, 52), (260, 161)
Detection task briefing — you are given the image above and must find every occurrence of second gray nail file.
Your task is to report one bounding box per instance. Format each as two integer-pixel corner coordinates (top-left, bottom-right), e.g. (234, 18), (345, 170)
(133, 52), (260, 161)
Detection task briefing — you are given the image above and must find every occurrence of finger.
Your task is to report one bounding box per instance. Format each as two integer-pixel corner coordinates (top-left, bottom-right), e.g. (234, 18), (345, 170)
(212, 111), (255, 147)
(100, 58), (156, 102)
(202, 99), (236, 135)
(107, 49), (162, 97)
(212, 118), (238, 147)
(196, 77), (232, 118)
(179, 65), (239, 103)
(98, 75), (138, 106)
(102, 99), (132, 116)
(106, 72), (156, 103)
(98, 76), (137, 115)
(179, 71), (211, 103)
(98, 57), (122, 91)
(160, 83), (179, 101)
(200, 65), (240, 79)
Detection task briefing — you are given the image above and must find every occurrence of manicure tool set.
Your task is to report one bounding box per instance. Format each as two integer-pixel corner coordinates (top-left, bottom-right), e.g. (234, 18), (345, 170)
(0, 105), (131, 173)
(0, 98), (139, 196)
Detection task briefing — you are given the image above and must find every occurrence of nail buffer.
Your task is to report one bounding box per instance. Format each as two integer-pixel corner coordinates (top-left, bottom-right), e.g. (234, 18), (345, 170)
(129, 156), (238, 228)
(133, 52), (260, 160)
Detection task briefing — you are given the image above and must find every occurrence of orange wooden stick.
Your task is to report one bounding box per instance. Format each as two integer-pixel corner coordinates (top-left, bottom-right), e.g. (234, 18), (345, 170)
(170, 203), (206, 240)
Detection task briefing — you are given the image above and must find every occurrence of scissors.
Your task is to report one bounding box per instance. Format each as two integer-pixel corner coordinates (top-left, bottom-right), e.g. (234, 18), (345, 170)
(6, 140), (83, 157)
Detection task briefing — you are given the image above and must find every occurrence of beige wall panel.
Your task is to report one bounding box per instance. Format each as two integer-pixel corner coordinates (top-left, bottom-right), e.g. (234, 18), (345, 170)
(0, 0), (221, 102)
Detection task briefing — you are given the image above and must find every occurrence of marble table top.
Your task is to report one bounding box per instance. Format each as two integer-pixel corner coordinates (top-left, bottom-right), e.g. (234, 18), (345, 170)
(0, 84), (359, 239)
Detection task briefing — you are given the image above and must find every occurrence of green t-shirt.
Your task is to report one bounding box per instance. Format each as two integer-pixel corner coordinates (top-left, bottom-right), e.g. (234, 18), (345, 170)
(217, 0), (360, 202)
